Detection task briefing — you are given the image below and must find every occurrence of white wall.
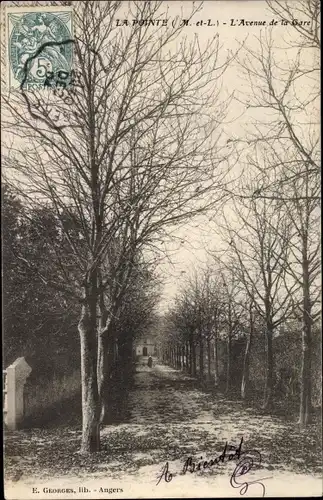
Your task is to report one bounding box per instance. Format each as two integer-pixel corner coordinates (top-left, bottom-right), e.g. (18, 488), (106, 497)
(136, 344), (155, 356)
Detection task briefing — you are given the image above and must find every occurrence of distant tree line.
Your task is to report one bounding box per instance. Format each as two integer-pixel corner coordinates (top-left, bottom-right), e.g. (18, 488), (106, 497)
(160, 261), (320, 425)
(161, 0), (321, 428)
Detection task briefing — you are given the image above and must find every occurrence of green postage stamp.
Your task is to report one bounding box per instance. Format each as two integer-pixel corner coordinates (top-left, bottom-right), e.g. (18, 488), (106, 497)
(6, 6), (73, 90)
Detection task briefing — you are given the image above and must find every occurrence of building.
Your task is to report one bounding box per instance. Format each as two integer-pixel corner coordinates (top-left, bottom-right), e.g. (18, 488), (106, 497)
(135, 336), (157, 357)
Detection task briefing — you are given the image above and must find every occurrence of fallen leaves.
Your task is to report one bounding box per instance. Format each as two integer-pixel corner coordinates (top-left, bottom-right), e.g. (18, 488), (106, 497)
(4, 363), (322, 482)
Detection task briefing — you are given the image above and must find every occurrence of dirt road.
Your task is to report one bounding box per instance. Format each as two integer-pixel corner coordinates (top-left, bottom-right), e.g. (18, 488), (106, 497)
(5, 362), (322, 498)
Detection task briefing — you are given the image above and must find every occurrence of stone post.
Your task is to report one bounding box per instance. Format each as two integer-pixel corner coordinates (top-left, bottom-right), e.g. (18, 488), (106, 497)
(5, 357), (32, 430)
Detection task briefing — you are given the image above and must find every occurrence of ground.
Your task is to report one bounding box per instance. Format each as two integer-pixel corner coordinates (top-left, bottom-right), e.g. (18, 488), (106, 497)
(5, 362), (322, 498)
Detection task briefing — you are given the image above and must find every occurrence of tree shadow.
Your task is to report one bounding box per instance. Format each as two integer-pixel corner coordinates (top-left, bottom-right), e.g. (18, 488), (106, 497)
(101, 370), (134, 425)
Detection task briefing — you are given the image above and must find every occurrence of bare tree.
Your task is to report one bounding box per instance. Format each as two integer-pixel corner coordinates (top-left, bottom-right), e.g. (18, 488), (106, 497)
(269, 164), (320, 425)
(163, 271), (210, 380)
(3, 1), (233, 452)
(266, 0), (320, 50)
(174, 276), (203, 378)
(162, 304), (188, 371)
(182, 268), (224, 385)
(164, 265), (232, 390)
(216, 187), (296, 409)
(201, 269), (223, 384)
(233, 0), (320, 196)
(240, 294), (256, 401)
(233, 0), (320, 424)
(212, 262), (245, 395)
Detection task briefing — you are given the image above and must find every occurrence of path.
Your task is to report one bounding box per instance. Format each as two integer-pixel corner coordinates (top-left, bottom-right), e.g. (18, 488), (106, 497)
(5, 362), (322, 498)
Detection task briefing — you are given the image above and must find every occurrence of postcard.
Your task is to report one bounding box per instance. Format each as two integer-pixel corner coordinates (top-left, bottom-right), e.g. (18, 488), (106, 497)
(2, 0), (321, 498)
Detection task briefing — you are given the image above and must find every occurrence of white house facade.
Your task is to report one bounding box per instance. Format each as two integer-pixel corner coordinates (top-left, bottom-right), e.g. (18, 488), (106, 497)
(135, 337), (156, 357)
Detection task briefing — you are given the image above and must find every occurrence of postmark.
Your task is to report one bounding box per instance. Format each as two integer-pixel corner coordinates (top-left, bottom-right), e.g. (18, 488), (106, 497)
(6, 6), (73, 90)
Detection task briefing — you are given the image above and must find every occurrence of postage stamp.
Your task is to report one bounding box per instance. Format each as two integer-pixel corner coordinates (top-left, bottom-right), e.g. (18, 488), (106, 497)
(6, 6), (73, 90)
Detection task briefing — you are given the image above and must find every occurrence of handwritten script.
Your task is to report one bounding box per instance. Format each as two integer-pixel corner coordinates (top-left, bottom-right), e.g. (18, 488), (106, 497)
(156, 437), (270, 496)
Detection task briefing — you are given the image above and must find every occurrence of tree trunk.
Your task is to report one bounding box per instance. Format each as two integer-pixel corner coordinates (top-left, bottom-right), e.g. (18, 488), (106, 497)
(97, 332), (116, 424)
(78, 301), (100, 453)
(226, 334), (232, 394)
(97, 333), (106, 422)
(299, 326), (312, 426)
(241, 305), (254, 400)
(199, 337), (204, 382)
(241, 336), (251, 400)
(299, 255), (313, 426)
(263, 326), (274, 410)
(213, 334), (219, 387)
(97, 292), (108, 422)
(186, 342), (190, 373)
(192, 340), (197, 377)
(189, 337), (193, 375)
(97, 291), (117, 424)
(226, 304), (232, 395)
(207, 338), (211, 381)
(97, 288), (111, 424)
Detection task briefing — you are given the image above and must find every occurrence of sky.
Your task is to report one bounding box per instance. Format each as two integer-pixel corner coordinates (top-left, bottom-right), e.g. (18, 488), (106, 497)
(3, 0), (318, 311)
(155, 0), (298, 309)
